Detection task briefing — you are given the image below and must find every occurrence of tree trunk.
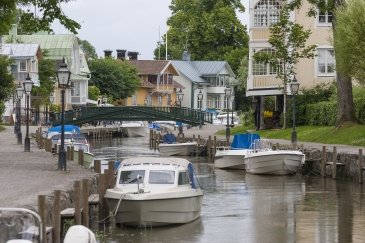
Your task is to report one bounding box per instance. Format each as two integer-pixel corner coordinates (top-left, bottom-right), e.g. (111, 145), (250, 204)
(335, 72), (357, 127)
(333, 0), (357, 127)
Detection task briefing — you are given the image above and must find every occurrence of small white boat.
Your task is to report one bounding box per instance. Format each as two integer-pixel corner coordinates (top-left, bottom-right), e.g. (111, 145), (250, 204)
(0, 208), (96, 243)
(214, 133), (260, 170)
(244, 139), (305, 175)
(158, 133), (197, 156)
(72, 143), (94, 168)
(104, 157), (203, 227)
(121, 121), (148, 137)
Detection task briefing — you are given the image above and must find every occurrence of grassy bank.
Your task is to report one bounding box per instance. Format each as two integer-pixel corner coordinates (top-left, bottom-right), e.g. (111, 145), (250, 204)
(217, 123), (365, 147)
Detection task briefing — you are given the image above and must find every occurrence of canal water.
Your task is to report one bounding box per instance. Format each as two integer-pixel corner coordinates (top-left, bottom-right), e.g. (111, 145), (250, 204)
(89, 137), (365, 243)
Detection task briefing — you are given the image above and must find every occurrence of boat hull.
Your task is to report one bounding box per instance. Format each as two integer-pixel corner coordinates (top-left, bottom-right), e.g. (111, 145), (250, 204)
(214, 149), (248, 170)
(159, 142), (197, 156)
(245, 150), (305, 175)
(105, 191), (203, 226)
(122, 126), (148, 137)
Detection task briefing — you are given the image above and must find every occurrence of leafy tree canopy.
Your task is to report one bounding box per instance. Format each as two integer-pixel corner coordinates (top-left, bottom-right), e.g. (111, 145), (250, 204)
(0, 56), (15, 103)
(78, 38), (98, 61)
(0, 1), (80, 35)
(89, 58), (140, 100)
(153, 0), (249, 72)
(31, 58), (56, 104)
(334, 0), (365, 85)
(88, 85), (101, 101)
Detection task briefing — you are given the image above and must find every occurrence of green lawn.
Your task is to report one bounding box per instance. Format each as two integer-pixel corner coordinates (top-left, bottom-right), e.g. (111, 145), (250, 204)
(217, 123), (365, 147)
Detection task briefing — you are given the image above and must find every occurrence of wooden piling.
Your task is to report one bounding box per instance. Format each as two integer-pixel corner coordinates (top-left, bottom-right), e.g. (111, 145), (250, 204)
(74, 181), (82, 225)
(208, 135), (212, 158)
(332, 147), (337, 179)
(78, 149), (84, 166)
(108, 160), (115, 187)
(82, 179), (89, 227)
(94, 159), (101, 173)
(213, 136), (217, 157)
(359, 149), (363, 184)
(149, 130), (153, 149)
(52, 190), (61, 243)
(321, 146), (327, 177)
(70, 146), (74, 161)
(38, 195), (46, 243)
(98, 173), (107, 220)
(66, 146), (71, 160)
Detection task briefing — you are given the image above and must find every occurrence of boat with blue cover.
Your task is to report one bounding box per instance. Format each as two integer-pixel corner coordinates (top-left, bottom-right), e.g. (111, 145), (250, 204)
(214, 133), (260, 170)
(158, 133), (197, 156)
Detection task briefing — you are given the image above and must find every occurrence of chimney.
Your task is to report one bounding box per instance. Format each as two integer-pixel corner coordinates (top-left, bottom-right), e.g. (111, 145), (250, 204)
(127, 51), (139, 60)
(116, 49), (126, 60)
(104, 49), (112, 58)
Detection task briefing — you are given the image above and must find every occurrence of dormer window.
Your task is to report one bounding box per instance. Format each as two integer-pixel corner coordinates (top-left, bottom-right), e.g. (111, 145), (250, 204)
(19, 60), (27, 72)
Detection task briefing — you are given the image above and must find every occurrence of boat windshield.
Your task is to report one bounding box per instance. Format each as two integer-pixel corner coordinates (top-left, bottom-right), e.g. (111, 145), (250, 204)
(149, 170), (175, 184)
(119, 170), (145, 184)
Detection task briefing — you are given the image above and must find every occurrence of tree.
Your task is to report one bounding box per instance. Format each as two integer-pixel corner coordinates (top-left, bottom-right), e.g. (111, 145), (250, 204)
(334, 0), (365, 85)
(31, 58), (56, 103)
(0, 1), (80, 35)
(78, 38), (98, 61)
(89, 58), (140, 100)
(88, 85), (101, 101)
(288, 0), (357, 127)
(153, 0), (249, 72)
(253, 6), (316, 129)
(0, 56), (15, 119)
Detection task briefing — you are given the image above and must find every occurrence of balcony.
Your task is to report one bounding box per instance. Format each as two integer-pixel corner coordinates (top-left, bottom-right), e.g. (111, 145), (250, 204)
(251, 28), (271, 41)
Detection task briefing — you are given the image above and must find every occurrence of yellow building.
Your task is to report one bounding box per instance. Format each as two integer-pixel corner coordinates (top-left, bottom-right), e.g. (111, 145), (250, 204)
(126, 60), (182, 106)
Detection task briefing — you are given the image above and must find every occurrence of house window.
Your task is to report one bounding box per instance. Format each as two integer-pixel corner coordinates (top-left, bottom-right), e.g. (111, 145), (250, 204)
(19, 60), (27, 72)
(168, 74), (173, 84)
(71, 82), (80, 96)
(318, 10), (332, 24)
(317, 48), (335, 76)
(158, 95), (162, 106)
(254, 0), (281, 27)
(167, 94), (172, 106)
(252, 49), (277, 75)
(208, 95), (221, 109)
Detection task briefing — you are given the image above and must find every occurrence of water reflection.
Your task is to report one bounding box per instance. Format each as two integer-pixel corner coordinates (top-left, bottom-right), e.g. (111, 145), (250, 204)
(89, 137), (365, 243)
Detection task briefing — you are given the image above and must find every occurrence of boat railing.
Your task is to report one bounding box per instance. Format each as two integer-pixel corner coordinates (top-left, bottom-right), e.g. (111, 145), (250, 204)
(249, 139), (272, 152)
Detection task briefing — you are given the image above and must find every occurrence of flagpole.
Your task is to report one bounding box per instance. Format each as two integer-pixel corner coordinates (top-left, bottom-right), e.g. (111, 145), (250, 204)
(165, 26), (168, 60)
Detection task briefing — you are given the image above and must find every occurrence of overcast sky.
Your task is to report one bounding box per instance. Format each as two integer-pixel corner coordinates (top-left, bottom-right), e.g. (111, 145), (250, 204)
(53, 0), (249, 60)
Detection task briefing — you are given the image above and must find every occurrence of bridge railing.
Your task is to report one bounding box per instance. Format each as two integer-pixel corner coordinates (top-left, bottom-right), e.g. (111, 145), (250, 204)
(52, 106), (213, 126)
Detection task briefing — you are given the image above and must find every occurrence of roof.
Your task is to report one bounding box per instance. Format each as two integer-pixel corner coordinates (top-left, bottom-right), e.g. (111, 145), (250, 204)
(128, 60), (177, 75)
(140, 79), (154, 88)
(11, 34), (76, 60)
(1, 43), (41, 58)
(171, 60), (235, 84)
(121, 157), (192, 169)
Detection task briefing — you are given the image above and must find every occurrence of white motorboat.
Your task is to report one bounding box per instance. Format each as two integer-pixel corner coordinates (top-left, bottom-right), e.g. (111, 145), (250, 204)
(72, 143), (94, 168)
(104, 157), (203, 227)
(121, 121), (148, 137)
(244, 139), (305, 175)
(214, 133), (260, 170)
(158, 133), (197, 156)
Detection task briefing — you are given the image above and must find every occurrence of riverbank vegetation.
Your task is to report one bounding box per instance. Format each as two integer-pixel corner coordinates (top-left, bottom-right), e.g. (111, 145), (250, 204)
(222, 123), (365, 147)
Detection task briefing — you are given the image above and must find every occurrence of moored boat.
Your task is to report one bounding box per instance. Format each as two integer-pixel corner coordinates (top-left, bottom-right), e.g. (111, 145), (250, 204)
(244, 139), (305, 175)
(214, 133), (260, 170)
(104, 157), (203, 227)
(158, 133), (197, 156)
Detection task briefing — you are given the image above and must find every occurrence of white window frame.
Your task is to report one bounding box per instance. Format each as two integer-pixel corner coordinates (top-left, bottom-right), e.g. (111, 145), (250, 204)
(254, 0), (281, 27)
(252, 48), (277, 76)
(316, 47), (336, 77)
(158, 95), (162, 106)
(316, 7), (333, 27)
(131, 95), (137, 106)
(19, 60), (27, 72)
(71, 82), (81, 96)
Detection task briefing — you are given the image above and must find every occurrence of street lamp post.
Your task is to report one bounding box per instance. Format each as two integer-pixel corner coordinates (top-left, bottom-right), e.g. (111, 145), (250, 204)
(57, 59), (71, 170)
(177, 88), (184, 135)
(224, 85), (232, 143)
(23, 73), (34, 152)
(197, 89), (203, 129)
(48, 96), (54, 126)
(290, 76), (300, 149)
(16, 83), (24, 144)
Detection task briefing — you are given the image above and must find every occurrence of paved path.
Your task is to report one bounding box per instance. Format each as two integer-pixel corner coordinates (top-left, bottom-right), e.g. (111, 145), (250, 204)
(0, 125), (95, 209)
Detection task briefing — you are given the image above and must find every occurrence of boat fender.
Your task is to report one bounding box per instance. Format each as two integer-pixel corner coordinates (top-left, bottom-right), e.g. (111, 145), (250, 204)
(63, 225), (97, 243)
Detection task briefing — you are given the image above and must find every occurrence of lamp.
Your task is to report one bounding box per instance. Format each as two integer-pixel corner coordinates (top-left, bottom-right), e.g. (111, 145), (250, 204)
(197, 89), (203, 129)
(177, 88), (184, 107)
(23, 73), (34, 152)
(16, 83), (24, 144)
(57, 58), (71, 170)
(177, 88), (184, 135)
(224, 85), (232, 143)
(289, 76), (300, 149)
